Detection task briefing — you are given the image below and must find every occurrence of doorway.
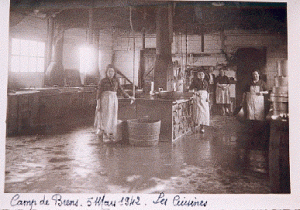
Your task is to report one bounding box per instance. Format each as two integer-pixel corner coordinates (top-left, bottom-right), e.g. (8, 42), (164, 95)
(235, 47), (267, 106)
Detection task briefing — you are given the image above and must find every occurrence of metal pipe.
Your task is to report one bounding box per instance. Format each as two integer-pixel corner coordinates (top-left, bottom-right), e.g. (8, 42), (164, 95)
(168, 3), (173, 44)
(186, 24), (188, 67)
(130, 6), (136, 97)
(45, 16), (54, 71)
(88, 8), (93, 44)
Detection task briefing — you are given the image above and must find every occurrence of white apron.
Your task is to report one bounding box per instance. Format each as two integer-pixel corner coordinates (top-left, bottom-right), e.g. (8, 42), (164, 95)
(94, 91), (118, 141)
(216, 85), (231, 104)
(245, 86), (265, 121)
(193, 90), (210, 126)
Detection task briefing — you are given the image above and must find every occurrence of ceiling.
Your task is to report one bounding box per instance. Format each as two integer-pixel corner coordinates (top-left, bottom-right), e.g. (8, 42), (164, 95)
(10, 0), (287, 35)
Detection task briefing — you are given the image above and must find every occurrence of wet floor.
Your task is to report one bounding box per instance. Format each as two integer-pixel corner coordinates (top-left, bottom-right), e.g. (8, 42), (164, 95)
(5, 115), (271, 193)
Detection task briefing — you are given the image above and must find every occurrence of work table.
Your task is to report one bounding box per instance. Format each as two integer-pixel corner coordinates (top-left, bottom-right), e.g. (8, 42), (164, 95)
(6, 87), (97, 135)
(118, 94), (194, 142)
(7, 88), (194, 142)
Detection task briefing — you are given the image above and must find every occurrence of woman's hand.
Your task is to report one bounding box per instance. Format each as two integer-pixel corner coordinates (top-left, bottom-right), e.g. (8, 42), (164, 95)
(129, 96), (135, 104)
(223, 84), (230, 90)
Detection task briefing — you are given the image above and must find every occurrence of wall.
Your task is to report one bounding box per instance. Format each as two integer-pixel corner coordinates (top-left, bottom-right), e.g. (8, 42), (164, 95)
(225, 30), (287, 88)
(98, 29), (114, 79)
(113, 31), (144, 86)
(8, 73), (44, 90)
(113, 29), (287, 89)
(265, 44), (288, 88)
(8, 14), (287, 91)
(63, 28), (115, 81)
(63, 28), (85, 70)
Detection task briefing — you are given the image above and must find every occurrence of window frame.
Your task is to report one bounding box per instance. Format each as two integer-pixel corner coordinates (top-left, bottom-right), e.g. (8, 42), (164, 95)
(10, 38), (45, 73)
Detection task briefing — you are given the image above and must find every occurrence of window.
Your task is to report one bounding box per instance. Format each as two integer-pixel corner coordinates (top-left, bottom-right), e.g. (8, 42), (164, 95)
(11, 38), (45, 72)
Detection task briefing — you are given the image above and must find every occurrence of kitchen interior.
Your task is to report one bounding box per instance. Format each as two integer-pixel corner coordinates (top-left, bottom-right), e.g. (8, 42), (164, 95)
(5, 0), (289, 194)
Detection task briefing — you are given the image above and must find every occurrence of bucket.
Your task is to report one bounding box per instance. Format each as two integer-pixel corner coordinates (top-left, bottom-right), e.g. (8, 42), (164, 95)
(127, 119), (161, 146)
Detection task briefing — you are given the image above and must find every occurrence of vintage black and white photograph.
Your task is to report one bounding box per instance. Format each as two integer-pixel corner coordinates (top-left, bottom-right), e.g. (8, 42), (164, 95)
(3, 0), (290, 197)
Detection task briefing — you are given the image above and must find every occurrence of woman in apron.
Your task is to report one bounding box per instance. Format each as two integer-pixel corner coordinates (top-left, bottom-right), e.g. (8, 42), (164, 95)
(189, 71), (210, 133)
(94, 64), (134, 142)
(207, 66), (216, 114)
(215, 69), (231, 115)
(242, 70), (268, 121)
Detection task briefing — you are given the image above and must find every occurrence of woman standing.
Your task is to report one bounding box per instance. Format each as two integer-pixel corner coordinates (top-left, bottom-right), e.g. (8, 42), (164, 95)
(94, 64), (134, 142)
(242, 70), (268, 121)
(189, 71), (210, 133)
(208, 66), (216, 113)
(215, 69), (231, 115)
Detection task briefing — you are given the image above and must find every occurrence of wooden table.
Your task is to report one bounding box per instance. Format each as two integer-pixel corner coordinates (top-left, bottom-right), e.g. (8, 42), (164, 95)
(118, 97), (193, 142)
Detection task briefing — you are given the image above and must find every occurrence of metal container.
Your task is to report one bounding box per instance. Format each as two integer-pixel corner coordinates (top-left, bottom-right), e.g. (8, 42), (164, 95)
(270, 59), (288, 118)
(270, 94), (288, 116)
(158, 91), (173, 99)
(274, 76), (288, 87)
(272, 86), (288, 95)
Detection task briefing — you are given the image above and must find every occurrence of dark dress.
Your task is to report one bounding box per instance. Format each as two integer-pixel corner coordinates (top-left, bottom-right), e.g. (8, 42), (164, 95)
(189, 78), (209, 91)
(243, 79), (268, 93)
(97, 77), (129, 99)
(216, 75), (230, 85)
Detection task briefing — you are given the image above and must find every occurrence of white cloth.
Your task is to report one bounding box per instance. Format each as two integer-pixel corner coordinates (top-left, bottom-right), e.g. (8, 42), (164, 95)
(193, 90), (210, 126)
(245, 91), (265, 121)
(209, 73), (214, 84)
(216, 85), (231, 104)
(94, 91), (118, 141)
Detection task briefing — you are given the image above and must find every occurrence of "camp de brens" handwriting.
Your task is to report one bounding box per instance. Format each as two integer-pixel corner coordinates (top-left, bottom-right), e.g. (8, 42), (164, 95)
(10, 192), (207, 209)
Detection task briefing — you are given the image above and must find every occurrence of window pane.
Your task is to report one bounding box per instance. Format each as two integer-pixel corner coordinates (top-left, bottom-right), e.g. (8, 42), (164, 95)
(28, 57), (37, 72)
(20, 40), (29, 56)
(27, 40), (37, 57)
(11, 56), (20, 72)
(37, 58), (44, 72)
(11, 38), (21, 55)
(37, 42), (45, 57)
(20, 56), (29, 72)
(10, 38), (45, 73)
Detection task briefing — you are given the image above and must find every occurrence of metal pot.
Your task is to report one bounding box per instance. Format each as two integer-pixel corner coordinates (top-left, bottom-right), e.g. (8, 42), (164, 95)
(158, 91), (173, 99)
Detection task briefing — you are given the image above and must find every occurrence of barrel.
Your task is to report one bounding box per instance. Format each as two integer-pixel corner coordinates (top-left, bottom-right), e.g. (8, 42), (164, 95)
(127, 119), (161, 146)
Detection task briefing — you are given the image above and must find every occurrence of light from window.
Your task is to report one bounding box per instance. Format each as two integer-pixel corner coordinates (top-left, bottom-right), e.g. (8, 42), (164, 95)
(11, 38), (45, 72)
(79, 46), (96, 74)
